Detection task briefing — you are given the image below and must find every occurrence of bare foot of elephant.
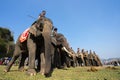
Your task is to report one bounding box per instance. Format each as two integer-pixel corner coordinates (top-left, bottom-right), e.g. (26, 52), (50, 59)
(4, 69), (8, 72)
(19, 67), (27, 72)
(44, 73), (52, 77)
(26, 69), (37, 76)
(39, 69), (45, 75)
(4, 68), (9, 72)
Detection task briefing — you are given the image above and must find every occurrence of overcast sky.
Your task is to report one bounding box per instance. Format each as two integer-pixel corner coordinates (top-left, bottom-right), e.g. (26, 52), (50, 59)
(0, 0), (120, 59)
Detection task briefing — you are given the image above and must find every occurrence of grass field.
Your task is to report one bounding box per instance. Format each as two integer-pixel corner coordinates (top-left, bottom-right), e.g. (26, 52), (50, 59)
(0, 65), (120, 80)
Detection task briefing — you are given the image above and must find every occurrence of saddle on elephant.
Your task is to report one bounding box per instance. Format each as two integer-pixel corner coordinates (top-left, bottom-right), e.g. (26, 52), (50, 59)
(19, 28), (30, 43)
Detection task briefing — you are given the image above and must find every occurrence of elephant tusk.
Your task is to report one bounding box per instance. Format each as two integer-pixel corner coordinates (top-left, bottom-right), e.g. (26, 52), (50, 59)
(62, 47), (73, 57)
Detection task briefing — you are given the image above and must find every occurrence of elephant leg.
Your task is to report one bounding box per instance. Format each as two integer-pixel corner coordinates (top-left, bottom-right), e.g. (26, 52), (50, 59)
(73, 58), (76, 67)
(66, 56), (71, 68)
(91, 59), (94, 66)
(4, 55), (19, 72)
(36, 54), (40, 72)
(18, 53), (28, 71)
(77, 58), (80, 66)
(54, 48), (62, 69)
(43, 34), (52, 77)
(93, 59), (97, 66)
(84, 58), (87, 66)
(40, 52), (45, 75)
(44, 47), (52, 77)
(27, 38), (36, 76)
(50, 45), (55, 69)
(61, 53), (65, 67)
(95, 60), (98, 66)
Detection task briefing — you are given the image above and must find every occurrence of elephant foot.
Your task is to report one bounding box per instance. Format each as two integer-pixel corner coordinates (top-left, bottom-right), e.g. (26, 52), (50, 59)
(19, 67), (27, 72)
(26, 69), (37, 76)
(4, 68), (9, 72)
(35, 68), (40, 73)
(4, 69), (9, 72)
(57, 66), (65, 69)
(45, 73), (52, 78)
(40, 71), (45, 75)
(39, 69), (45, 75)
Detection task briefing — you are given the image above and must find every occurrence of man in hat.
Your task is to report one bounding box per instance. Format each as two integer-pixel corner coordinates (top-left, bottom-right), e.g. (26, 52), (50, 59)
(52, 28), (58, 37)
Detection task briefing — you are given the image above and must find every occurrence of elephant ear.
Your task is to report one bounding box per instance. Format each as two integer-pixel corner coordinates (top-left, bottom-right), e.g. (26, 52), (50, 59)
(29, 24), (37, 36)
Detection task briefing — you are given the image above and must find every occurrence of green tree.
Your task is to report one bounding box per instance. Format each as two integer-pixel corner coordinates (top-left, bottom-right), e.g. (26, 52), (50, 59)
(0, 27), (14, 58)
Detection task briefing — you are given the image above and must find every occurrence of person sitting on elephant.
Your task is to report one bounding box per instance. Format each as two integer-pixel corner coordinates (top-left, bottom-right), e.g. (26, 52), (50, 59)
(39, 10), (46, 18)
(50, 27), (58, 46)
(20, 10), (47, 43)
(29, 10), (47, 37)
(32, 10), (46, 26)
(52, 28), (58, 37)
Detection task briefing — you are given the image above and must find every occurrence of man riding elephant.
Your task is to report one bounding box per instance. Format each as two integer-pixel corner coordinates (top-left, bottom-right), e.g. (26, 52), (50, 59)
(51, 28), (74, 68)
(4, 10), (55, 77)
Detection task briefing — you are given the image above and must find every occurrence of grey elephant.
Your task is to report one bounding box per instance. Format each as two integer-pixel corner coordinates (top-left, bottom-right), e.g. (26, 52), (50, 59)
(82, 49), (89, 66)
(88, 50), (94, 66)
(4, 13), (55, 77)
(92, 51), (102, 66)
(69, 47), (78, 67)
(76, 48), (84, 66)
(53, 33), (75, 68)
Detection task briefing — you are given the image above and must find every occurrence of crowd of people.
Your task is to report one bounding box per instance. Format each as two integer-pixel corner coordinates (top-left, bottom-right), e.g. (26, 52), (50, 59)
(0, 57), (11, 65)
(103, 60), (120, 66)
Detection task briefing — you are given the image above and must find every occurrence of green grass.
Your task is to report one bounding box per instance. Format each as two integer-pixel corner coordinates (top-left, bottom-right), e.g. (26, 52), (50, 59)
(0, 65), (120, 80)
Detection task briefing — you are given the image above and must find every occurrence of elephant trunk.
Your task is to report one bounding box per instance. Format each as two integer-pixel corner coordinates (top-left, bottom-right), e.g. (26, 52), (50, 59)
(42, 32), (52, 76)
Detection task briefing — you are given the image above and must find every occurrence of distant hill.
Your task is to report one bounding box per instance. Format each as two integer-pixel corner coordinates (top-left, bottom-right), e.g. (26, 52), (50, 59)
(101, 57), (120, 65)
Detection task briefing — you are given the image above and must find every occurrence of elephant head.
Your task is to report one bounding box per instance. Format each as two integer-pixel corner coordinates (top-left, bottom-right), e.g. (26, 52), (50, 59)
(29, 17), (53, 37)
(55, 33), (73, 57)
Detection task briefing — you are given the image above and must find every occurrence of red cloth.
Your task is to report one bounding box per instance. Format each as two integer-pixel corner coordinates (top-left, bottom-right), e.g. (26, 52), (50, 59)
(19, 28), (30, 43)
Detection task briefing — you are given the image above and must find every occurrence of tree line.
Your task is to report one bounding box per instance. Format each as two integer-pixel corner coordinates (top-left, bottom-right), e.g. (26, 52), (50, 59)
(0, 27), (14, 58)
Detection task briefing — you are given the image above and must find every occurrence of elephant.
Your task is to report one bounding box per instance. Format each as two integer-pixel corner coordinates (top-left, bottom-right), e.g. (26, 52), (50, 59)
(76, 52), (84, 66)
(53, 33), (75, 69)
(88, 50), (94, 66)
(87, 50), (102, 66)
(76, 48), (84, 66)
(69, 48), (78, 67)
(82, 49), (89, 66)
(4, 16), (55, 77)
(92, 51), (102, 66)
